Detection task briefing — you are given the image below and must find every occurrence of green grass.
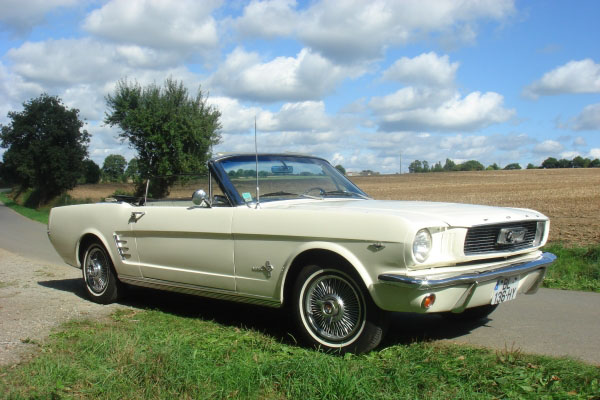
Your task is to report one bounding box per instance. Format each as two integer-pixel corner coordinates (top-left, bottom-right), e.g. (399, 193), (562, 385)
(0, 191), (50, 225)
(1, 309), (598, 399)
(542, 243), (600, 292)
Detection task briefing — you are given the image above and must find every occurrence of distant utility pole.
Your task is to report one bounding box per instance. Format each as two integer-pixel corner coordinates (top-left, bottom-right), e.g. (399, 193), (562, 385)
(399, 153), (402, 174)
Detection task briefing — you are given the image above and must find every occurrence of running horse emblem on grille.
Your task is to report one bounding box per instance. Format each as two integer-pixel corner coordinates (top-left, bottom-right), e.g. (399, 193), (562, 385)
(497, 227), (527, 245)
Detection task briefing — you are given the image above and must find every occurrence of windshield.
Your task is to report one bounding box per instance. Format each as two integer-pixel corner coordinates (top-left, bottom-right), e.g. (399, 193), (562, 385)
(216, 155), (369, 204)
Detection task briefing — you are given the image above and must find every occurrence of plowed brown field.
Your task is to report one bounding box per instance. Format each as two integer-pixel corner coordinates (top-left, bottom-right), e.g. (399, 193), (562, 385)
(67, 169), (600, 246)
(351, 169), (600, 246)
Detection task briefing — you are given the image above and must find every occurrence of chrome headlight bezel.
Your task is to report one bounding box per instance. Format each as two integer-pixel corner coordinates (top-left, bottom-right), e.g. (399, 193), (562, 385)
(412, 228), (432, 263)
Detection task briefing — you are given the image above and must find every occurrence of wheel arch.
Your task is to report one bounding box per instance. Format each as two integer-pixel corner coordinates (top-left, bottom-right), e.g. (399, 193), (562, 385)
(77, 231), (114, 268)
(280, 244), (374, 307)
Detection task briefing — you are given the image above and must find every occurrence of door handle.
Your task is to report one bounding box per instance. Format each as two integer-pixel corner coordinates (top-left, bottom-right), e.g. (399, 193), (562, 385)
(130, 211), (145, 221)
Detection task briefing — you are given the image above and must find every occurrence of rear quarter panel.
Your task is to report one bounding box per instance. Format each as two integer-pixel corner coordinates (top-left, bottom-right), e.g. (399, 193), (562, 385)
(48, 203), (139, 277)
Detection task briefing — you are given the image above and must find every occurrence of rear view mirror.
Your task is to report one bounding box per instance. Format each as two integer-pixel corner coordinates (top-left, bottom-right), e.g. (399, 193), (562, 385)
(271, 165), (294, 174)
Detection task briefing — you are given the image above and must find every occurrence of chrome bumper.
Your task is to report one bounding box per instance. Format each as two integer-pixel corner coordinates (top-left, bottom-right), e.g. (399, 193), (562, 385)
(379, 252), (556, 290)
(379, 252), (555, 313)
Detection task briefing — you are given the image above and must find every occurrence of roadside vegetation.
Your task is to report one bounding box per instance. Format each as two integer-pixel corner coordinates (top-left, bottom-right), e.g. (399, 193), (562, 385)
(1, 309), (598, 399)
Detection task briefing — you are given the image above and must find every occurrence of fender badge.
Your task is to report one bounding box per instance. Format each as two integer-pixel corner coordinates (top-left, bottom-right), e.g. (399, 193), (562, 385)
(252, 261), (274, 278)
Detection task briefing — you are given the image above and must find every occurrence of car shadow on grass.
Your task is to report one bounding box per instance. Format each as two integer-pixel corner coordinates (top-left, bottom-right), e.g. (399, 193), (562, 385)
(37, 278), (491, 351)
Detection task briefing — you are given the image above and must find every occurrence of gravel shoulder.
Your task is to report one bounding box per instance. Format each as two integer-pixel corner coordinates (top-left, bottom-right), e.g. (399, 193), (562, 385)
(0, 248), (124, 366)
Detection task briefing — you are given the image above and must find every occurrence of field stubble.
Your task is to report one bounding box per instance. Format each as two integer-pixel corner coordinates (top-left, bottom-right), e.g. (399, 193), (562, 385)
(353, 168), (599, 246)
(68, 169), (600, 246)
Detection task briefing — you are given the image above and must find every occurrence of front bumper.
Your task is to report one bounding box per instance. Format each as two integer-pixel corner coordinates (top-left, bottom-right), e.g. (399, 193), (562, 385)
(376, 252), (556, 313)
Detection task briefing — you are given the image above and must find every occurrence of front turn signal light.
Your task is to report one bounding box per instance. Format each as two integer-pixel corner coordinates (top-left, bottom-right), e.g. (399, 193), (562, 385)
(421, 293), (436, 309)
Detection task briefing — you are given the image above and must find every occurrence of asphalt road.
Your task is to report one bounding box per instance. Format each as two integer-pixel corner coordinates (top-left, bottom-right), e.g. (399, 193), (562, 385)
(1, 198), (599, 365)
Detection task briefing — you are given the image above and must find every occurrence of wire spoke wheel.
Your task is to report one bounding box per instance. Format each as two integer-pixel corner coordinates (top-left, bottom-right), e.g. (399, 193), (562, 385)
(301, 271), (365, 345)
(82, 241), (123, 304)
(84, 247), (109, 294)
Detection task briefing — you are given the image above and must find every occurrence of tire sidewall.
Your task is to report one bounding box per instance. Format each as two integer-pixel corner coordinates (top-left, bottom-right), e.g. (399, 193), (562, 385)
(292, 264), (386, 354)
(82, 242), (119, 304)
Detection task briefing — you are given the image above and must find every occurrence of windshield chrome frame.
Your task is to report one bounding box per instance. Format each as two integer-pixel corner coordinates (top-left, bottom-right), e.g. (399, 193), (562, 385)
(209, 153), (369, 207)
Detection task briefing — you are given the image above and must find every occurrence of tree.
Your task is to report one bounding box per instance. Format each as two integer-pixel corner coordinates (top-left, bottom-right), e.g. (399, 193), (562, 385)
(459, 160), (484, 171)
(571, 156), (588, 168)
(0, 94), (89, 205)
(590, 159), (600, 168)
(125, 157), (142, 182)
(104, 78), (221, 197)
(334, 164), (346, 175)
(526, 163), (537, 169)
(557, 158), (572, 168)
(432, 161), (443, 172)
(443, 158), (456, 171)
(102, 154), (127, 182)
(408, 160), (423, 173)
(541, 157), (558, 168)
(82, 159), (101, 184)
(503, 163), (522, 170)
(486, 163), (500, 170)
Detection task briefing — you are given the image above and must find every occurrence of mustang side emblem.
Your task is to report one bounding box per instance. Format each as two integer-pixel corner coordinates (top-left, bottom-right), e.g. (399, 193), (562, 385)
(252, 261), (274, 278)
(497, 227), (527, 245)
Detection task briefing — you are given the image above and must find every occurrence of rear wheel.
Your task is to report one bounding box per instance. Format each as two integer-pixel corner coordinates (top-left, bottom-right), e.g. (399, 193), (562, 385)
(82, 241), (123, 304)
(292, 264), (387, 354)
(443, 304), (498, 322)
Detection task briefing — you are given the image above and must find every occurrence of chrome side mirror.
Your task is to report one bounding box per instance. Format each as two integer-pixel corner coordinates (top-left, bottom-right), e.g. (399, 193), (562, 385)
(192, 189), (210, 207)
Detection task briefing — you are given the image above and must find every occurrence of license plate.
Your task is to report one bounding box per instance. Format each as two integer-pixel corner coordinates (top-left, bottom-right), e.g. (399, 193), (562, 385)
(491, 276), (519, 305)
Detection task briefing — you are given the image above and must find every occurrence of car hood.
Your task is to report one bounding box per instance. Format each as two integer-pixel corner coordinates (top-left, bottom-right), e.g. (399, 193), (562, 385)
(271, 199), (546, 228)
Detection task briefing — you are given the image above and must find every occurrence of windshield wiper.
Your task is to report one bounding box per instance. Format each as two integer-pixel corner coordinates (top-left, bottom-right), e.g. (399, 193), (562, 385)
(261, 191), (298, 197)
(324, 190), (371, 200)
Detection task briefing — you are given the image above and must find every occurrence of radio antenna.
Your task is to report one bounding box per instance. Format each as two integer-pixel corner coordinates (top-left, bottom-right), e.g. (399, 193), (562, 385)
(255, 116), (260, 208)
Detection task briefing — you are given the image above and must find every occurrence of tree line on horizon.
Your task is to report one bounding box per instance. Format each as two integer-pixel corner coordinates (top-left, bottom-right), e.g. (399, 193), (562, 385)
(407, 156), (600, 173)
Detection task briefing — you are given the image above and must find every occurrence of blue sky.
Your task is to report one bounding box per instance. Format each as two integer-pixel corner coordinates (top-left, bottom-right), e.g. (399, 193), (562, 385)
(0, 0), (598, 173)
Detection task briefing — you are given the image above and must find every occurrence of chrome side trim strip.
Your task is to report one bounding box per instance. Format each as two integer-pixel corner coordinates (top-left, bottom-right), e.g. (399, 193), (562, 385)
(378, 252), (556, 290)
(118, 276), (281, 308)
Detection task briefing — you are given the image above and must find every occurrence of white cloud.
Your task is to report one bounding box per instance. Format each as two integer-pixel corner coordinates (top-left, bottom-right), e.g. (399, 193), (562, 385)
(573, 136), (587, 146)
(0, 0), (77, 36)
(533, 140), (563, 154)
(590, 148), (600, 159)
(234, 0), (297, 38)
(82, 0), (221, 60)
(210, 47), (360, 102)
(560, 151), (581, 160)
(382, 52), (459, 87)
(371, 90), (515, 132)
(0, 61), (44, 124)
(209, 96), (334, 135)
(208, 96), (276, 134)
(570, 103), (600, 131)
(7, 38), (201, 92)
(233, 0), (515, 63)
(524, 59), (600, 99)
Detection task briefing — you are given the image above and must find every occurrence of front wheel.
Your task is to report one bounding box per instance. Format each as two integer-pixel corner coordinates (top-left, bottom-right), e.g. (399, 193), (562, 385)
(82, 241), (123, 304)
(291, 265), (387, 354)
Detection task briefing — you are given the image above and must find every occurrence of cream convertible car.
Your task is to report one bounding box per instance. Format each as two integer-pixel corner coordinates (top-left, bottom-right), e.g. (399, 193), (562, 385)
(48, 153), (555, 353)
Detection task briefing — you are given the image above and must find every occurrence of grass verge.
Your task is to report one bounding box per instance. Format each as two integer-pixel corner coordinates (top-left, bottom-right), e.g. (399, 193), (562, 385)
(1, 309), (598, 399)
(0, 191), (49, 225)
(542, 243), (600, 292)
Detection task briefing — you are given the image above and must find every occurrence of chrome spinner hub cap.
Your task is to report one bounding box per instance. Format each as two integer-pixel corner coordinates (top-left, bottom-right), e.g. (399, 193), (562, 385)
(304, 274), (363, 342)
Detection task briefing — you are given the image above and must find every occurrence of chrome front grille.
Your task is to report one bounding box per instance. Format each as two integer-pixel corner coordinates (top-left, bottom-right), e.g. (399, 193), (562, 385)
(464, 221), (541, 255)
